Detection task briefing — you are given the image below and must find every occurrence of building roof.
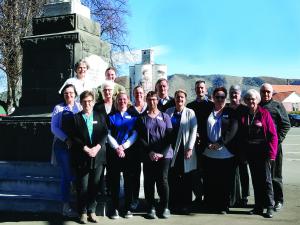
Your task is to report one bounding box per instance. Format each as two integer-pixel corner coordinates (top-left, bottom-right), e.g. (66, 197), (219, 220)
(273, 91), (300, 103)
(273, 91), (294, 102)
(272, 85), (300, 95)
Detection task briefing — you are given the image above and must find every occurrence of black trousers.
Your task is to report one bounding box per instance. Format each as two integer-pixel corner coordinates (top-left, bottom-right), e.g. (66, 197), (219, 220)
(203, 156), (235, 211)
(239, 161), (250, 198)
(192, 147), (205, 200)
(131, 155), (141, 204)
(272, 144), (283, 203)
(107, 153), (135, 210)
(143, 158), (171, 209)
(75, 165), (104, 214)
(247, 153), (274, 208)
(230, 160), (250, 206)
(169, 168), (193, 208)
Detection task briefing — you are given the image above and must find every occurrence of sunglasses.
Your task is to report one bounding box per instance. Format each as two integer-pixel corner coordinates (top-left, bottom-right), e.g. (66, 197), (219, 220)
(214, 95), (226, 100)
(245, 97), (256, 101)
(261, 90), (271, 93)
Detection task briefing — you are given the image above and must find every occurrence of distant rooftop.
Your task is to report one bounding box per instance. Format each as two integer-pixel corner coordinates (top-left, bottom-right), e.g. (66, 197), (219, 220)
(272, 85), (300, 95)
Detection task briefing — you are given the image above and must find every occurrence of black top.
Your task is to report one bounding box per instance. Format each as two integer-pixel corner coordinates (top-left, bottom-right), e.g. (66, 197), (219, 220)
(127, 104), (148, 117)
(186, 98), (214, 152)
(157, 96), (175, 112)
(259, 99), (290, 143)
(70, 111), (108, 169)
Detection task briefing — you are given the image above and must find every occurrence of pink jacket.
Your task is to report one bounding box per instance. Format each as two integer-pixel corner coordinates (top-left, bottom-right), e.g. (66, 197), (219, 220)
(240, 105), (278, 160)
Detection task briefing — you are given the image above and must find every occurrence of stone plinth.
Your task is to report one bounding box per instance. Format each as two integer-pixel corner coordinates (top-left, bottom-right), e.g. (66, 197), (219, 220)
(0, 117), (52, 161)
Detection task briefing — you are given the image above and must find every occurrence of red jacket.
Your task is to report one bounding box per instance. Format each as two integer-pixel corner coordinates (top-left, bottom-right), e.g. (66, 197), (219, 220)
(240, 105), (278, 160)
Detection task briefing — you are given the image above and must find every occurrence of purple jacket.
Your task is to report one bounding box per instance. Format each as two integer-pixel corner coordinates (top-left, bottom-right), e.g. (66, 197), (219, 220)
(240, 105), (278, 160)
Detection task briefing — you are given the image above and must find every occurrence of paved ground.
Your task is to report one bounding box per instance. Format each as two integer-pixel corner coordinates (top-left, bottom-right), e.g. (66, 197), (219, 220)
(1, 128), (300, 225)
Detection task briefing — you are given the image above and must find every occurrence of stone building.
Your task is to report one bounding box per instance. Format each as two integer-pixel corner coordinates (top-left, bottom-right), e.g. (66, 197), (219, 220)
(129, 49), (167, 100)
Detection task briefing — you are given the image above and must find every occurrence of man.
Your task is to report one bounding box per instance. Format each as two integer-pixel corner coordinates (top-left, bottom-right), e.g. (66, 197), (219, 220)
(155, 78), (175, 112)
(186, 80), (214, 205)
(259, 83), (291, 212)
(227, 85), (250, 207)
(96, 67), (126, 102)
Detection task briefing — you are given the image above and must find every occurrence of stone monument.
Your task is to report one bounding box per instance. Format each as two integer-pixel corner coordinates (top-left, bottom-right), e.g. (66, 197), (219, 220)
(0, 0), (110, 161)
(0, 0), (111, 214)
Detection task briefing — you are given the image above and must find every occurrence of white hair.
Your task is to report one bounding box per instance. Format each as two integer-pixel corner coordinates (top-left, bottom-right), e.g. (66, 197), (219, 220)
(243, 89), (261, 103)
(260, 83), (273, 93)
(102, 80), (115, 90)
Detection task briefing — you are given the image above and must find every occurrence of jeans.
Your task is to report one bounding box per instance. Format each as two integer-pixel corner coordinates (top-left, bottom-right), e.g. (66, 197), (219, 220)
(54, 139), (74, 202)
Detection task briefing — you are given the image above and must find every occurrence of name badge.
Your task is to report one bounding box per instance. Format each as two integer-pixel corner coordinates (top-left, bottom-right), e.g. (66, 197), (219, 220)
(93, 121), (98, 124)
(157, 116), (163, 121)
(125, 115), (131, 119)
(222, 114), (228, 118)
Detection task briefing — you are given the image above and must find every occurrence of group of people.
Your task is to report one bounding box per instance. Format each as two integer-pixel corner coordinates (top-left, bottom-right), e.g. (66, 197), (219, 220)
(51, 59), (290, 223)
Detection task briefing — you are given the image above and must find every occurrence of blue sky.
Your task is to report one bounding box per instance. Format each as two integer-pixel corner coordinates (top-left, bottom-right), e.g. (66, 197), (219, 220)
(1, 0), (300, 92)
(120, 0), (300, 79)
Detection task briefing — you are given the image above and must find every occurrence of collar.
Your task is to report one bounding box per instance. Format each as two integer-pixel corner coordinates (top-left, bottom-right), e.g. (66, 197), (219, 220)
(196, 95), (208, 102)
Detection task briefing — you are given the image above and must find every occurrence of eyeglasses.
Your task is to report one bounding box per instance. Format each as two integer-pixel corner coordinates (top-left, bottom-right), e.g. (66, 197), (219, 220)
(214, 95), (226, 100)
(64, 92), (75, 95)
(230, 91), (239, 95)
(245, 97), (256, 101)
(81, 100), (93, 104)
(261, 90), (271, 94)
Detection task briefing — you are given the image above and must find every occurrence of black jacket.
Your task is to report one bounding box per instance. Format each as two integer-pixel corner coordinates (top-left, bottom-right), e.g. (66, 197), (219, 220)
(259, 99), (290, 143)
(157, 96), (175, 112)
(202, 106), (239, 155)
(70, 111), (108, 169)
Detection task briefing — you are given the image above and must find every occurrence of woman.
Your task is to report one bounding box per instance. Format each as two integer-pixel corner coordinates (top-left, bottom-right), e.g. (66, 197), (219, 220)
(51, 84), (81, 217)
(228, 85), (250, 207)
(166, 89), (197, 214)
(240, 89), (278, 218)
(59, 59), (93, 97)
(127, 85), (148, 210)
(94, 80), (117, 196)
(94, 80), (117, 115)
(202, 87), (238, 214)
(136, 91), (173, 219)
(107, 92), (138, 219)
(70, 90), (108, 224)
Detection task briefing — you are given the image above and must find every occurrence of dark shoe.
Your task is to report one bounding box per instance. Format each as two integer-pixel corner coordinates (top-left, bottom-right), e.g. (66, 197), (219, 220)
(124, 210), (133, 219)
(265, 208), (273, 218)
(249, 208), (263, 215)
(147, 207), (156, 219)
(274, 202), (283, 211)
(62, 204), (78, 218)
(130, 199), (139, 211)
(181, 206), (190, 215)
(240, 198), (248, 207)
(110, 209), (119, 219)
(161, 208), (171, 219)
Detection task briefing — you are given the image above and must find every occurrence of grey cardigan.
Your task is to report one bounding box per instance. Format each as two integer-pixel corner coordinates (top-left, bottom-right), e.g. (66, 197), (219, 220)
(166, 106), (198, 173)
